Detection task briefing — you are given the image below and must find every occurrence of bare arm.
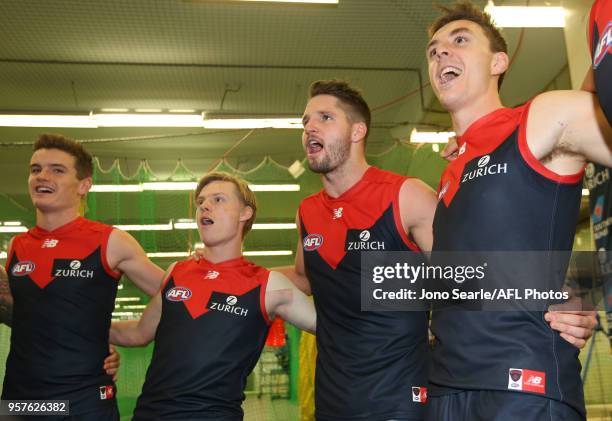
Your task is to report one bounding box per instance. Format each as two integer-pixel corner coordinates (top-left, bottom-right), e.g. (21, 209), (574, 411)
(0, 265), (12, 327)
(110, 293), (162, 347)
(527, 91), (612, 172)
(274, 211), (311, 295)
(399, 178), (438, 252)
(107, 229), (165, 296)
(265, 271), (316, 334)
(109, 262), (173, 346)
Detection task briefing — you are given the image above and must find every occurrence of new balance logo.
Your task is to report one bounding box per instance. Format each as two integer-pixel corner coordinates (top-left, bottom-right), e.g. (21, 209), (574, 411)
(333, 207), (343, 219)
(204, 270), (220, 279)
(42, 239), (59, 248)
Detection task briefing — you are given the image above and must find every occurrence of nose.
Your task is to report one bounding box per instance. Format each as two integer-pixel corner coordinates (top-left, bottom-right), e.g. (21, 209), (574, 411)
(435, 42), (451, 59)
(303, 119), (318, 135)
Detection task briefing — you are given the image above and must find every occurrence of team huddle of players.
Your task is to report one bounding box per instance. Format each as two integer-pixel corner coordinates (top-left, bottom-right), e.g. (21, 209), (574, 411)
(1, 1), (610, 420)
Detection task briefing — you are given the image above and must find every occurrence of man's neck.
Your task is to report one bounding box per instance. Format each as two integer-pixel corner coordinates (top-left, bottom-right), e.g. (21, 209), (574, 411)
(450, 93), (504, 136)
(321, 155), (369, 198)
(201, 239), (243, 264)
(36, 208), (80, 232)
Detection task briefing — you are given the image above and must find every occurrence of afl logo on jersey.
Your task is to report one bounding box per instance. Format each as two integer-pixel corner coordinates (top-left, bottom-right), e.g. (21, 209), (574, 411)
(303, 234), (323, 251)
(166, 286), (192, 301)
(12, 261), (35, 276)
(593, 22), (611, 69)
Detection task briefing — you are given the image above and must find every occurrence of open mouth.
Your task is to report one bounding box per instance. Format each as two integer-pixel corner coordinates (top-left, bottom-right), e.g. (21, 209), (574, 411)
(34, 185), (55, 194)
(306, 138), (323, 155)
(439, 66), (463, 85)
(200, 217), (214, 226)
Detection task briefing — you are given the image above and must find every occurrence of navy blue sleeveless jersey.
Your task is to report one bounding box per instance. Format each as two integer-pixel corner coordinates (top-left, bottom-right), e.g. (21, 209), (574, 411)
(299, 167), (429, 421)
(430, 104), (585, 414)
(133, 257), (271, 421)
(3, 217), (120, 414)
(590, 0), (611, 124)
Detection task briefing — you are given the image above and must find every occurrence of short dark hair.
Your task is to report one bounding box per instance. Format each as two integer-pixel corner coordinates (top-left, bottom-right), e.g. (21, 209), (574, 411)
(195, 172), (257, 238)
(309, 80), (371, 142)
(33, 133), (93, 180)
(428, 1), (508, 89)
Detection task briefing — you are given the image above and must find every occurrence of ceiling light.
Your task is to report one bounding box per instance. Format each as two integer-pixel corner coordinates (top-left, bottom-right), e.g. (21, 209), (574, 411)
(2, 221), (22, 226)
(147, 252), (190, 258)
(90, 184), (143, 192)
(100, 108), (129, 113)
(410, 128), (454, 144)
(243, 250), (293, 256)
(94, 114), (203, 127)
(0, 115), (96, 128)
(0, 226), (28, 233)
(169, 109), (197, 113)
(134, 109), (163, 113)
(249, 184), (300, 192)
(113, 223), (173, 231)
(484, 1), (565, 28)
(223, 0), (338, 3)
(582, 189), (589, 196)
(202, 118), (303, 129)
(91, 183), (300, 192)
(115, 297), (141, 302)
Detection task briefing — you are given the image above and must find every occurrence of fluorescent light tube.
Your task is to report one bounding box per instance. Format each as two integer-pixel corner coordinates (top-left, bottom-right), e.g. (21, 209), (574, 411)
(410, 128), (454, 144)
(202, 118), (303, 129)
(0, 227), (28, 233)
(484, 1), (565, 28)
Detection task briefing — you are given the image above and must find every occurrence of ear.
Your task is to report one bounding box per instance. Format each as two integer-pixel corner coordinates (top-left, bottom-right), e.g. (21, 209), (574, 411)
(350, 121), (368, 144)
(239, 205), (254, 223)
(78, 177), (93, 197)
(491, 51), (509, 77)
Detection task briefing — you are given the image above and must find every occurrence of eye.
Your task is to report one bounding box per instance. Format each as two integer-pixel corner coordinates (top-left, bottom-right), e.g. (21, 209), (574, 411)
(428, 48), (437, 57)
(455, 35), (467, 44)
(321, 113), (332, 121)
(53, 168), (64, 174)
(214, 196), (223, 203)
(30, 167), (40, 174)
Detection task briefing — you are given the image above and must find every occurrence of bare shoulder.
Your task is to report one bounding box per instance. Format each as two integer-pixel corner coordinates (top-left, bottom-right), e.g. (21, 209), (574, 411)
(266, 271), (294, 291)
(400, 177), (436, 199)
(399, 178), (437, 223)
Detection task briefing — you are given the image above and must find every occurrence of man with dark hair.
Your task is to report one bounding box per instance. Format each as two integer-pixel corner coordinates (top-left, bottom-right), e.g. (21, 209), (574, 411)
(2, 133), (165, 420)
(276, 79), (440, 420)
(425, 1), (610, 419)
(110, 172), (316, 421)
(279, 78), (598, 421)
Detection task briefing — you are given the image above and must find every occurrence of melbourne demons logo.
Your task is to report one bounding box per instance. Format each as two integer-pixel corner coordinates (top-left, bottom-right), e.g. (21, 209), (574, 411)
(11, 261), (35, 276)
(303, 234), (323, 251)
(593, 22), (611, 69)
(165, 286), (193, 301)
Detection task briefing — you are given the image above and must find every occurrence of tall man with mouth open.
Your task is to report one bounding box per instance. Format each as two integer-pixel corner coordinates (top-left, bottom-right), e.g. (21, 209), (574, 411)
(424, 2), (611, 420)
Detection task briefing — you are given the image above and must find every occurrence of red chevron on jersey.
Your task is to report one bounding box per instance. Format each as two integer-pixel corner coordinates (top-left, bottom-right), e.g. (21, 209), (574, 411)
(7, 217), (119, 289)
(589, 0), (612, 68)
(299, 167), (418, 269)
(165, 257), (270, 320)
(438, 105), (528, 207)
